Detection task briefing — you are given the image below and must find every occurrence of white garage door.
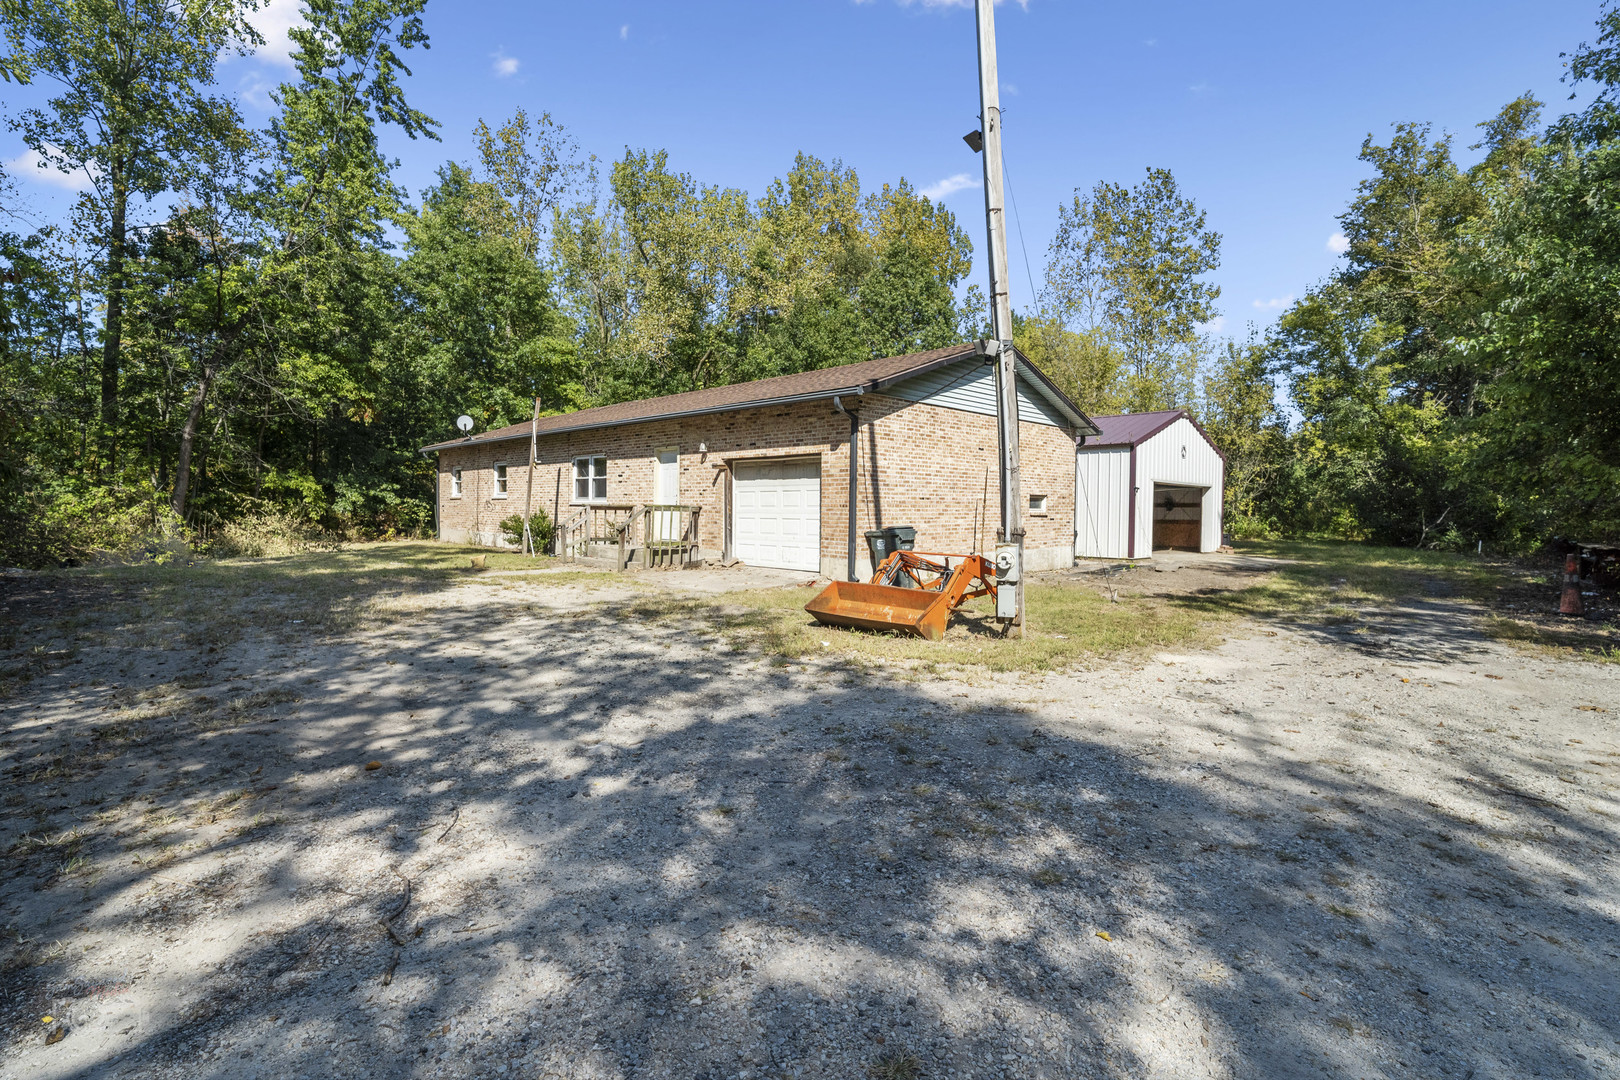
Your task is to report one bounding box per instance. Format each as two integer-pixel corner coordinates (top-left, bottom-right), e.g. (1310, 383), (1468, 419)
(733, 458), (821, 572)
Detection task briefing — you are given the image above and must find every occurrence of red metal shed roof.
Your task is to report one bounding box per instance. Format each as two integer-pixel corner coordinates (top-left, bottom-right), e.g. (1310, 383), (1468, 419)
(1085, 409), (1226, 460)
(1087, 410), (1192, 447)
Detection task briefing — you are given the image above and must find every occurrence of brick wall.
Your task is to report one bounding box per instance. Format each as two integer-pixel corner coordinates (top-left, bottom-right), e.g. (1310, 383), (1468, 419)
(434, 394), (1077, 576)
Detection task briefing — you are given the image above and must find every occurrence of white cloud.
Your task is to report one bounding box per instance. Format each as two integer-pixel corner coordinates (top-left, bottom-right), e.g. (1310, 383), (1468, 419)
(239, 0), (304, 68)
(5, 146), (96, 192)
(1327, 232), (1350, 254)
(1252, 294), (1295, 311)
(920, 173), (980, 200)
(1002, 82), (1018, 96)
(1198, 315), (1227, 335)
(492, 52), (520, 77)
(1188, 82), (1210, 94)
(620, 24), (629, 39)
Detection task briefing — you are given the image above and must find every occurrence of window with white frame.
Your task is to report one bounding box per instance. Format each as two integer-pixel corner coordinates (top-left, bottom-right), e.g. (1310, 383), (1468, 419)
(493, 462), (509, 498)
(1029, 494), (1049, 514)
(573, 456), (608, 502)
(450, 466), (464, 498)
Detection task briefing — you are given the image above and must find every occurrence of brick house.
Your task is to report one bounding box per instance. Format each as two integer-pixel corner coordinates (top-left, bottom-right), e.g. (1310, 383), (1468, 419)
(421, 343), (1098, 579)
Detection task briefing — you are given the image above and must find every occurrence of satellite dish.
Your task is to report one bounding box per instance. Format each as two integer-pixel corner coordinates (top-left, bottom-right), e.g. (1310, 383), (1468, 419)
(456, 415), (474, 434)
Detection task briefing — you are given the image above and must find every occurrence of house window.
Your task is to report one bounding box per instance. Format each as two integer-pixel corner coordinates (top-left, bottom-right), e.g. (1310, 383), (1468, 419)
(573, 456), (608, 502)
(450, 467), (463, 498)
(493, 462), (509, 498)
(1029, 494), (1049, 514)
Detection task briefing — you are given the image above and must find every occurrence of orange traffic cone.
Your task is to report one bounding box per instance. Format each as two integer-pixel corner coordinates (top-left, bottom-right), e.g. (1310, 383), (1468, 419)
(1559, 553), (1584, 616)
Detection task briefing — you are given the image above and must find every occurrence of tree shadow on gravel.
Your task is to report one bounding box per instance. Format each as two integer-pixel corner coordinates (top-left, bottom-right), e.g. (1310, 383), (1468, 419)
(1, 563), (1616, 1080)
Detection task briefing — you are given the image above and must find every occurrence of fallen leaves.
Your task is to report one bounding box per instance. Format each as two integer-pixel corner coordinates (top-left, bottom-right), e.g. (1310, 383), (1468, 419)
(364, 761), (382, 771)
(1095, 930), (1113, 942)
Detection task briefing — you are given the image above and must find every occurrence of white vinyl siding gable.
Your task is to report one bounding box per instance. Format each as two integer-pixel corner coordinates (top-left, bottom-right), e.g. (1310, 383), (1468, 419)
(885, 358), (1066, 427)
(1131, 417), (1224, 554)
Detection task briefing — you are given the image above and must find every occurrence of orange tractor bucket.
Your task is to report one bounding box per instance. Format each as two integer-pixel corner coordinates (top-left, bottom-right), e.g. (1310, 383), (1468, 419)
(805, 552), (996, 642)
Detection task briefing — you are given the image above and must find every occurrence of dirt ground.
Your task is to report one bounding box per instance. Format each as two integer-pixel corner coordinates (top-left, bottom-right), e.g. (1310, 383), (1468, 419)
(1, 549), (1617, 1080)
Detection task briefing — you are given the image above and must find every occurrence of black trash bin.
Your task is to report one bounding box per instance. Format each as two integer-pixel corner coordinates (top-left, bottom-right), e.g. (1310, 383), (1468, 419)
(864, 530), (889, 573)
(884, 525), (917, 553)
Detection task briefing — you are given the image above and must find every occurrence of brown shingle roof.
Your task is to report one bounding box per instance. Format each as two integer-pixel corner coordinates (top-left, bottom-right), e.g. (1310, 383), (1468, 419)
(423, 343), (1001, 452)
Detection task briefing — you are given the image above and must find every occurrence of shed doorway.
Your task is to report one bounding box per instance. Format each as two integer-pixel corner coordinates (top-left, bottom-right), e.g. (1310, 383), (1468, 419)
(1151, 483), (1204, 551)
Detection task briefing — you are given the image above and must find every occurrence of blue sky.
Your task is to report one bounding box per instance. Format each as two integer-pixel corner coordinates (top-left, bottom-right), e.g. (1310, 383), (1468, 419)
(2, 0), (1604, 338)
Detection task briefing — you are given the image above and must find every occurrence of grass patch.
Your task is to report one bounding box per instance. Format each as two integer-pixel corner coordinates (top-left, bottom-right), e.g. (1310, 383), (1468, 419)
(1206, 539), (1507, 620)
(0, 542), (593, 669)
(716, 580), (1222, 672)
(1480, 616), (1620, 664)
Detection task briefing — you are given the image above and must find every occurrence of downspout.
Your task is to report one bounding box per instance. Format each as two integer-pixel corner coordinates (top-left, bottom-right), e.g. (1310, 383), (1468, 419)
(833, 392), (864, 581)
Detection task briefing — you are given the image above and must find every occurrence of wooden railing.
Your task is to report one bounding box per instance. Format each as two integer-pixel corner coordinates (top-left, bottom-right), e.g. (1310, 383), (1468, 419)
(554, 504), (637, 559)
(615, 504), (702, 569)
(554, 503), (701, 567)
(554, 508), (587, 558)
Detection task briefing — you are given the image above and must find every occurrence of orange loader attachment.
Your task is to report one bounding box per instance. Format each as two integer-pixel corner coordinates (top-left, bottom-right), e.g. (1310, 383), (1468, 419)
(804, 551), (997, 641)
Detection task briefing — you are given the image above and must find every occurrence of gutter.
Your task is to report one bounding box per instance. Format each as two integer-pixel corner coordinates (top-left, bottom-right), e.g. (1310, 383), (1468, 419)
(420, 385), (873, 455)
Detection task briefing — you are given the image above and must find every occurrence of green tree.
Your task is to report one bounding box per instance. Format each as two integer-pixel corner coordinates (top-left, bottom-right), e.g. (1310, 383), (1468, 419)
(1455, 9), (1620, 539)
(395, 163), (578, 429)
(1045, 167), (1220, 412)
(121, 197), (258, 519)
(1198, 332), (1286, 537)
(251, 0), (438, 521)
(1, 0), (258, 460)
(472, 108), (579, 260)
(1336, 122), (1490, 416)
(1011, 312), (1125, 416)
(607, 148), (752, 395)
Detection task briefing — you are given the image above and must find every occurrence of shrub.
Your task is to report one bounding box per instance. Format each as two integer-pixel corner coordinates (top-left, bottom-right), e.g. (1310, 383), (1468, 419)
(498, 509), (554, 552)
(0, 484), (175, 568)
(1224, 514), (1278, 542)
(211, 510), (343, 559)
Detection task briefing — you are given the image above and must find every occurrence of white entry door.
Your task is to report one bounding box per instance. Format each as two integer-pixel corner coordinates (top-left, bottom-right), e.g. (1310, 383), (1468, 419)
(653, 448), (680, 541)
(732, 458), (820, 572)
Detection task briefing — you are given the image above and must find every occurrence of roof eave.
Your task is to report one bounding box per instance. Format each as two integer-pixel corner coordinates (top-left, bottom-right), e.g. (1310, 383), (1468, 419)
(418, 384), (872, 455)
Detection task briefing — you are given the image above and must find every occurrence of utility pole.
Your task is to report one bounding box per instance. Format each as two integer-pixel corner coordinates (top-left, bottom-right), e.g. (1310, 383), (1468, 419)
(521, 397), (539, 557)
(973, 0), (1023, 636)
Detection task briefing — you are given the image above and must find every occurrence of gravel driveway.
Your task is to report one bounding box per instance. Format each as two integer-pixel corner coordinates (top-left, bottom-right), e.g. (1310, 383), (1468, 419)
(1, 561), (1616, 1080)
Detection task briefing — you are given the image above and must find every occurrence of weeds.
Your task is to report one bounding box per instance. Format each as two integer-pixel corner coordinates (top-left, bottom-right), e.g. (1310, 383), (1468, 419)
(4, 829), (88, 885)
(868, 1051), (924, 1080)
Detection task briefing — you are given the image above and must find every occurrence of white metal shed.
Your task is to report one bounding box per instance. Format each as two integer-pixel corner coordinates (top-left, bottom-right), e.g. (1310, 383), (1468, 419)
(1074, 410), (1225, 559)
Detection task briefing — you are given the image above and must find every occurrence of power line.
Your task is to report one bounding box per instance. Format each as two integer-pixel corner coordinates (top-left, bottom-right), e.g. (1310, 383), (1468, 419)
(1001, 148), (1039, 310)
